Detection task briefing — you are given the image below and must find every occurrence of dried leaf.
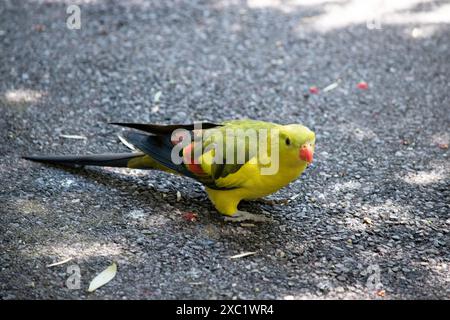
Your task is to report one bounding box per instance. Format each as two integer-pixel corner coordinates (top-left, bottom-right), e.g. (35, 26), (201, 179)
(229, 252), (257, 259)
(289, 193), (301, 201)
(154, 91), (162, 103)
(323, 82), (339, 92)
(60, 134), (87, 140)
(438, 143), (448, 150)
(240, 223), (256, 228)
(88, 262), (117, 292)
(46, 257), (73, 268)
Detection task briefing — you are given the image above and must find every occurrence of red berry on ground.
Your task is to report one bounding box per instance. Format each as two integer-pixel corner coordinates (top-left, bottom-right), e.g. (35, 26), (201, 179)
(357, 81), (369, 90)
(182, 212), (198, 222)
(309, 86), (319, 94)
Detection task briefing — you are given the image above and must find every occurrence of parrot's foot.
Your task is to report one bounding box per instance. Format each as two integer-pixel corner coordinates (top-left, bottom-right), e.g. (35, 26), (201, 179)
(224, 211), (272, 223)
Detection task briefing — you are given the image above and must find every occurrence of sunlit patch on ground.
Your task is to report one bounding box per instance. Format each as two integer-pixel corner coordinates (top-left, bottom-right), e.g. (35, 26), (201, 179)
(3, 89), (44, 104)
(337, 123), (378, 141)
(14, 199), (48, 215)
(402, 169), (447, 185)
(345, 217), (367, 232)
(364, 200), (414, 222)
(299, 0), (450, 32)
(127, 209), (148, 220)
(331, 180), (362, 193)
(431, 132), (449, 146)
(24, 241), (124, 260)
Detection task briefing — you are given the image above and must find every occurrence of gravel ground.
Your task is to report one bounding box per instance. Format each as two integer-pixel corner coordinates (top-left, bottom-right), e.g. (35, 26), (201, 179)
(1, 0), (449, 299)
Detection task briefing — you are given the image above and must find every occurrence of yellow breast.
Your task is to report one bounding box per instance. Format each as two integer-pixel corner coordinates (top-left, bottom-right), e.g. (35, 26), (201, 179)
(242, 162), (306, 199)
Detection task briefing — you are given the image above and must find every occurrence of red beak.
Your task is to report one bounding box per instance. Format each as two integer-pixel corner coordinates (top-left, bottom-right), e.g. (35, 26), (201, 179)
(299, 144), (314, 163)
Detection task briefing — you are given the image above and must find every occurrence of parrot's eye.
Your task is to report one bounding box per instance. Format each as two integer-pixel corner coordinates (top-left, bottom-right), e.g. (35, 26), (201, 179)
(285, 137), (291, 146)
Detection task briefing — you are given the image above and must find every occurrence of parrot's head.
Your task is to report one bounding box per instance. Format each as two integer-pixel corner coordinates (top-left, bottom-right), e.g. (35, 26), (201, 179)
(278, 124), (315, 165)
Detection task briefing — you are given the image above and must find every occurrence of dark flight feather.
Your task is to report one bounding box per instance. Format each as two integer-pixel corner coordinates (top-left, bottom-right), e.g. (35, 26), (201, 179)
(22, 153), (145, 168)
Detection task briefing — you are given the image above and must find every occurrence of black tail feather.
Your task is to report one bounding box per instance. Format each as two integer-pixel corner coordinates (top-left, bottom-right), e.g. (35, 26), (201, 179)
(23, 152), (145, 168)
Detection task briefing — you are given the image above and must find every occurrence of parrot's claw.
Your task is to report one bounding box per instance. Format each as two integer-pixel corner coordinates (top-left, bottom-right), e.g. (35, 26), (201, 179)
(224, 211), (272, 223)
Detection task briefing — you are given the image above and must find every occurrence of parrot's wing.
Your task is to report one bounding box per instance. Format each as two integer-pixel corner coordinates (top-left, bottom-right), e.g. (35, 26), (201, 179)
(121, 129), (219, 188)
(119, 122), (262, 190)
(201, 129), (259, 190)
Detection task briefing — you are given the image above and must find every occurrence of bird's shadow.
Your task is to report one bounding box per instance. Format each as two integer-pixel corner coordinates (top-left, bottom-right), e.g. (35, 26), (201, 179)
(47, 164), (273, 225)
(60, 165), (202, 203)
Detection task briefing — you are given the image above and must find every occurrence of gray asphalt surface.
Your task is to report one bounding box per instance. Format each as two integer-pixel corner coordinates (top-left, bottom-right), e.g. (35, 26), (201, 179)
(1, 0), (449, 299)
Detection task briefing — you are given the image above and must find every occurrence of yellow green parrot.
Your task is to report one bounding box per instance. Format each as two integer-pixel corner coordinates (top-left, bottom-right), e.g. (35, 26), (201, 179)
(24, 120), (315, 222)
